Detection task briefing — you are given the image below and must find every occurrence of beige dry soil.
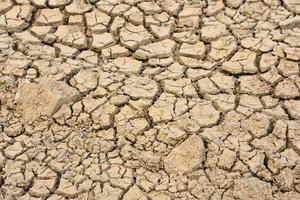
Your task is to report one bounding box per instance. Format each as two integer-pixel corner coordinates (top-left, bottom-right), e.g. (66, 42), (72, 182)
(0, 0), (300, 199)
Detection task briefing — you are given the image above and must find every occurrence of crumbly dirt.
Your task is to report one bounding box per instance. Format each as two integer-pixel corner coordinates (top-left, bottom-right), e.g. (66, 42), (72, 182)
(0, 0), (299, 199)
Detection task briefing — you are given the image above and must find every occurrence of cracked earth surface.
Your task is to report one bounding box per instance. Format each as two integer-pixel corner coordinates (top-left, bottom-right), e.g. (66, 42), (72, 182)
(0, 0), (300, 199)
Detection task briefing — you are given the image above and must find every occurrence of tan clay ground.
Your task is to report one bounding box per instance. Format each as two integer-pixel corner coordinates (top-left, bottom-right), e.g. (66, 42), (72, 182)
(0, 0), (300, 199)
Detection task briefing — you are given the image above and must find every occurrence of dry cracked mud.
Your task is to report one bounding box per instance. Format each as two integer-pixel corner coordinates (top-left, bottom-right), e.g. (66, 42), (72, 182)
(0, 0), (299, 199)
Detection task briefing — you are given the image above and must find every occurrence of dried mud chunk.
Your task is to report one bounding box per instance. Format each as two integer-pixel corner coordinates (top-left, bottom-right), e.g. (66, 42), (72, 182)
(217, 148), (236, 170)
(259, 66), (283, 85)
(284, 100), (300, 119)
(26, 44), (56, 57)
(71, 70), (98, 93)
(122, 76), (158, 99)
(247, 152), (273, 180)
(85, 9), (110, 33)
(188, 170), (215, 199)
(241, 112), (272, 138)
(178, 3), (203, 18)
(206, 0), (225, 16)
(0, 0), (13, 15)
(179, 57), (215, 69)
(120, 23), (152, 50)
(282, 0), (300, 14)
(4, 141), (24, 159)
(226, 0), (243, 8)
(201, 18), (229, 42)
(123, 6), (144, 25)
(275, 167), (295, 191)
(55, 177), (78, 197)
(239, 75), (271, 95)
(287, 121), (300, 154)
(121, 118), (150, 143)
(154, 62), (185, 81)
(173, 31), (199, 44)
(134, 39), (176, 59)
(54, 25), (88, 49)
(148, 93), (176, 123)
(205, 93), (236, 112)
(123, 185), (146, 200)
(65, 0), (92, 14)
(92, 102), (117, 129)
(77, 50), (99, 64)
(15, 79), (80, 122)
(103, 57), (142, 75)
(259, 53), (278, 72)
(162, 78), (197, 97)
(210, 72), (235, 93)
(150, 24), (173, 40)
(238, 94), (263, 110)
(221, 49), (257, 74)
(179, 41), (206, 59)
(164, 135), (205, 174)
(138, 1), (162, 14)
(48, 0), (72, 7)
(279, 16), (300, 28)
(177, 16), (200, 31)
(14, 30), (41, 44)
(190, 101), (220, 128)
(94, 183), (123, 200)
(241, 37), (261, 50)
(197, 77), (219, 95)
(208, 35), (237, 61)
(157, 124), (187, 145)
(233, 177), (272, 200)
(91, 32), (116, 51)
(161, 0), (181, 15)
(275, 191), (300, 200)
(29, 178), (56, 197)
(277, 59), (299, 77)
(275, 76), (300, 99)
(4, 122), (24, 137)
(251, 120), (287, 155)
(2, 58), (31, 77)
(101, 44), (130, 59)
(54, 43), (79, 57)
(268, 148), (299, 175)
(0, 5), (33, 32)
(36, 8), (64, 27)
